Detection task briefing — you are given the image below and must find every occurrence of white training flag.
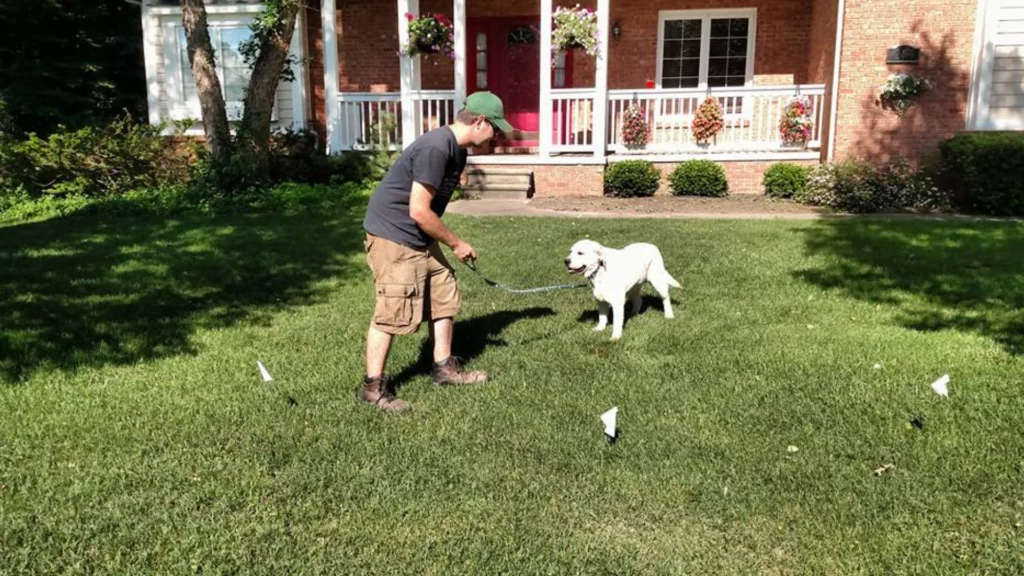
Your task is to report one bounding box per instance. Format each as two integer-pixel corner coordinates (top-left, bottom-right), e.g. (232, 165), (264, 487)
(257, 361), (273, 383)
(931, 374), (949, 397)
(601, 406), (618, 439)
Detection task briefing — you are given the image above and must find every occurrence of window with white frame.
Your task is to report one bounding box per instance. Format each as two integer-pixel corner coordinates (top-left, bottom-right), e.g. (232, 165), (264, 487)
(161, 14), (275, 121)
(655, 9), (756, 120)
(656, 9), (756, 90)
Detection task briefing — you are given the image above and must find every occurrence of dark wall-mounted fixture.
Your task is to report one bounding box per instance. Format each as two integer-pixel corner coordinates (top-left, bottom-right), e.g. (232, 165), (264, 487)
(886, 44), (921, 65)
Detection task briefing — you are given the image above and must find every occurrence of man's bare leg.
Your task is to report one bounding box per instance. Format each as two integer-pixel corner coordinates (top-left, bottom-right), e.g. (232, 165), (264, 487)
(360, 324), (410, 412)
(365, 324), (394, 379)
(429, 317), (487, 385)
(429, 317), (454, 363)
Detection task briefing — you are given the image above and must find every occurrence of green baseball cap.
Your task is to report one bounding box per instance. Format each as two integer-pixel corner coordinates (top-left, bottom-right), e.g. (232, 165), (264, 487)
(464, 91), (515, 134)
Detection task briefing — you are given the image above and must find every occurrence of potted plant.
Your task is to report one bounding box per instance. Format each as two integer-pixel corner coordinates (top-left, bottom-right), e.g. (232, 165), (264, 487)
(879, 72), (931, 116)
(691, 97), (724, 146)
(399, 12), (455, 59)
(778, 95), (813, 148)
(620, 99), (649, 151)
(552, 4), (599, 65)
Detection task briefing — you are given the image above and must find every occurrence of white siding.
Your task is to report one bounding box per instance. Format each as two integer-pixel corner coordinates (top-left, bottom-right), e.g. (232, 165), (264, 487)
(972, 0), (1024, 129)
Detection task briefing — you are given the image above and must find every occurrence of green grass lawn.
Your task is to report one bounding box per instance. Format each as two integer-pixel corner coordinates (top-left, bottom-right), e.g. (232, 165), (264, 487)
(1, 204), (1023, 574)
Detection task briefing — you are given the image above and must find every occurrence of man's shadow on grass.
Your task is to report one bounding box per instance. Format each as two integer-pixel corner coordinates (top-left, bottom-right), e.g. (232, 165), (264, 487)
(390, 306), (555, 389)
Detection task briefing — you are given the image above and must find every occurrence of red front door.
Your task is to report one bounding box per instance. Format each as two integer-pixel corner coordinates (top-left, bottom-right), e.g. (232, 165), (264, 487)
(467, 17), (572, 148)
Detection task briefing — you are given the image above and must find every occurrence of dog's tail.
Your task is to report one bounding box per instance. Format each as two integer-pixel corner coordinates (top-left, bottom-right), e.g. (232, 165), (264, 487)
(653, 254), (682, 289)
(664, 270), (682, 289)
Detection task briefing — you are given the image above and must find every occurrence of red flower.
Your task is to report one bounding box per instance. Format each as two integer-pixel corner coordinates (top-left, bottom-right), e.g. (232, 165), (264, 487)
(405, 12), (415, 20)
(434, 13), (450, 24)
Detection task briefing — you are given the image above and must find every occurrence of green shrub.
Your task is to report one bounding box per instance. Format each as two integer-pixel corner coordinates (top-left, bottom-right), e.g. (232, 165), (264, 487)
(939, 132), (1024, 216)
(0, 113), (189, 199)
(603, 160), (661, 197)
(798, 158), (947, 213)
(667, 160), (728, 197)
(763, 163), (811, 199)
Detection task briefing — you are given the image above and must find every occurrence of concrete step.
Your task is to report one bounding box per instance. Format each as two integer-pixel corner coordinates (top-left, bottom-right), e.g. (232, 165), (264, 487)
(464, 173), (531, 186)
(462, 168), (533, 200)
(461, 189), (529, 201)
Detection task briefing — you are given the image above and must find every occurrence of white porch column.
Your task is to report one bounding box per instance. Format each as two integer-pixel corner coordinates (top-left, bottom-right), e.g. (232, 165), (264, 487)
(592, 0), (611, 159)
(538, 0), (553, 157)
(321, 0), (341, 153)
(453, 0), (467, 112)
(399, 0), (421, 148)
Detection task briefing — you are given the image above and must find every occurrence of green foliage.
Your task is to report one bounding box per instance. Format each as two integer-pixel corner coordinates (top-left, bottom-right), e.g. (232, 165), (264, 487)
(0, 180), (378, 224)
(0, 0), (146, 137)
(603, 160), (661, 198)
(668, 160), (729, 197)
(238, 0), (304, 84)
(191, 126), (398, 195)
(939, 132), (1024, 216)
(0, 114), (191, 199)
(763, 163), (811, 199)
(798, 158), (948, 213)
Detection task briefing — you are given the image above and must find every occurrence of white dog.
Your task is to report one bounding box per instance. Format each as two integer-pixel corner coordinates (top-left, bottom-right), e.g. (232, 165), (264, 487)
(564, 239), (681, 340)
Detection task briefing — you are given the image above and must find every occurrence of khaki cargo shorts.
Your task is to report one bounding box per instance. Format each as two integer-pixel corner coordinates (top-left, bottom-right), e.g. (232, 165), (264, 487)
(364, 233), (462, 335)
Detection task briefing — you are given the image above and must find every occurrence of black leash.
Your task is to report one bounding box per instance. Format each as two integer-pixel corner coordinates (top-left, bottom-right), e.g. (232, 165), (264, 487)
(461, 259), (589, 294)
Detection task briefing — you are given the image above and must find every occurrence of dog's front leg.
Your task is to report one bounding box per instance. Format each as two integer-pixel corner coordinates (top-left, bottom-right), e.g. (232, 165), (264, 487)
(610, 298), (625, 340)
(593, 301), (610, 332)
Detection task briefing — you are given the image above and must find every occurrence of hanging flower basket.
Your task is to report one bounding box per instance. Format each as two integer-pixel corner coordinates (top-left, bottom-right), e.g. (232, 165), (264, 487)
(778, 95), (814, 147)
(552, 4), (599, 65)
(399, 12), (455, 59)
(879, 72), (931, 117)
(691, 97), (724, 145)
(620, 100), (649, 150)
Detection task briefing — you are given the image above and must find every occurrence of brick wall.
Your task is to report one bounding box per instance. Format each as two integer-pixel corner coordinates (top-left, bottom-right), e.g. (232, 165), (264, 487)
(305, 3), (327, 142)
(465, 159), (816, 197)
(807, 0), (838, 161)
(329, 0), (816, 92)
(651, 159), (818, 195)
(832, 0), (977, 163)
(532, 164), (606, 196)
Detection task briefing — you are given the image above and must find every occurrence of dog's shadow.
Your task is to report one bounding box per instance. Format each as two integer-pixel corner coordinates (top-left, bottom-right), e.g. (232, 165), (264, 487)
(391, 306), (556, 390)
(576, 295), (676, 326)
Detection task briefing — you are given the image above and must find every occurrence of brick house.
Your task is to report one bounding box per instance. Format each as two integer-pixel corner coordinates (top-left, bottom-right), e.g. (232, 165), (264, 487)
(140, 0), (1023, 196)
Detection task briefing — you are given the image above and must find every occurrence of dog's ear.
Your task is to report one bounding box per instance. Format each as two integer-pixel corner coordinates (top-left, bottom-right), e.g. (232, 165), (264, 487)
(594, 246), (606, 263)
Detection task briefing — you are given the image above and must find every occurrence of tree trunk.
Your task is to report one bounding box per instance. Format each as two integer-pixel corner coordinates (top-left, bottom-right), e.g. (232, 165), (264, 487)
(180, 0), (231, 166)
(238, 2), (301, 178)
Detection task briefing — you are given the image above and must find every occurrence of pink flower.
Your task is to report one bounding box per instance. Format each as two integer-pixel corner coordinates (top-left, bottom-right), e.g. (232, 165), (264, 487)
(405, 12), (414, 20)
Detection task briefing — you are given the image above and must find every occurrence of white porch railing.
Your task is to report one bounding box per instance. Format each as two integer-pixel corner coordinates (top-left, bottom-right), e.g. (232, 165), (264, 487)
(337, 90), (454, 151)
(335, 84), (825, 155)
(607, 84), (826, 153)
(551, 88), (596, 153)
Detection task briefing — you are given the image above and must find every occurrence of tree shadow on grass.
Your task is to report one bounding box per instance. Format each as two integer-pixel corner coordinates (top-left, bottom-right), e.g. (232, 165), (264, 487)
(0, 206), (367, 385)
(795, 218), (1024, 356)
(389, 307), (556, 389)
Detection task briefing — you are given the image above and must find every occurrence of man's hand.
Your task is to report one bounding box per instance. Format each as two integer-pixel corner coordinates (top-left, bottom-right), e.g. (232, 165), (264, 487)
(452, 240), (477, 262)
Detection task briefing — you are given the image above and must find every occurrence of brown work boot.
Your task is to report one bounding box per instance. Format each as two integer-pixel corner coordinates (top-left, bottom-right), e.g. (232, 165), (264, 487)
(431, 356), (488, 386)
(358, 375), (412, 413)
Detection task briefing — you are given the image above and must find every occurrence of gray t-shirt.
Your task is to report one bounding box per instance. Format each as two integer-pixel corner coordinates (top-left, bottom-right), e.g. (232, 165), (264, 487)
(363, 126), (467, 249)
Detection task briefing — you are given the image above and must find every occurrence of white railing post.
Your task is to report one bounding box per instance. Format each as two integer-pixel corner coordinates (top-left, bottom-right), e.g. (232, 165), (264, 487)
(321, 0), (341, 153)
(592, 0), (610, 159)
(538, 0), (553, 157)
(398, 0), (420, 149)
(453, 0), (467, 113)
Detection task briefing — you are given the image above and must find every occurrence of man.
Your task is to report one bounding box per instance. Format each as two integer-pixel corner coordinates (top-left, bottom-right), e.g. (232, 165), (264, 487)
(359, 91), (515, 413)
